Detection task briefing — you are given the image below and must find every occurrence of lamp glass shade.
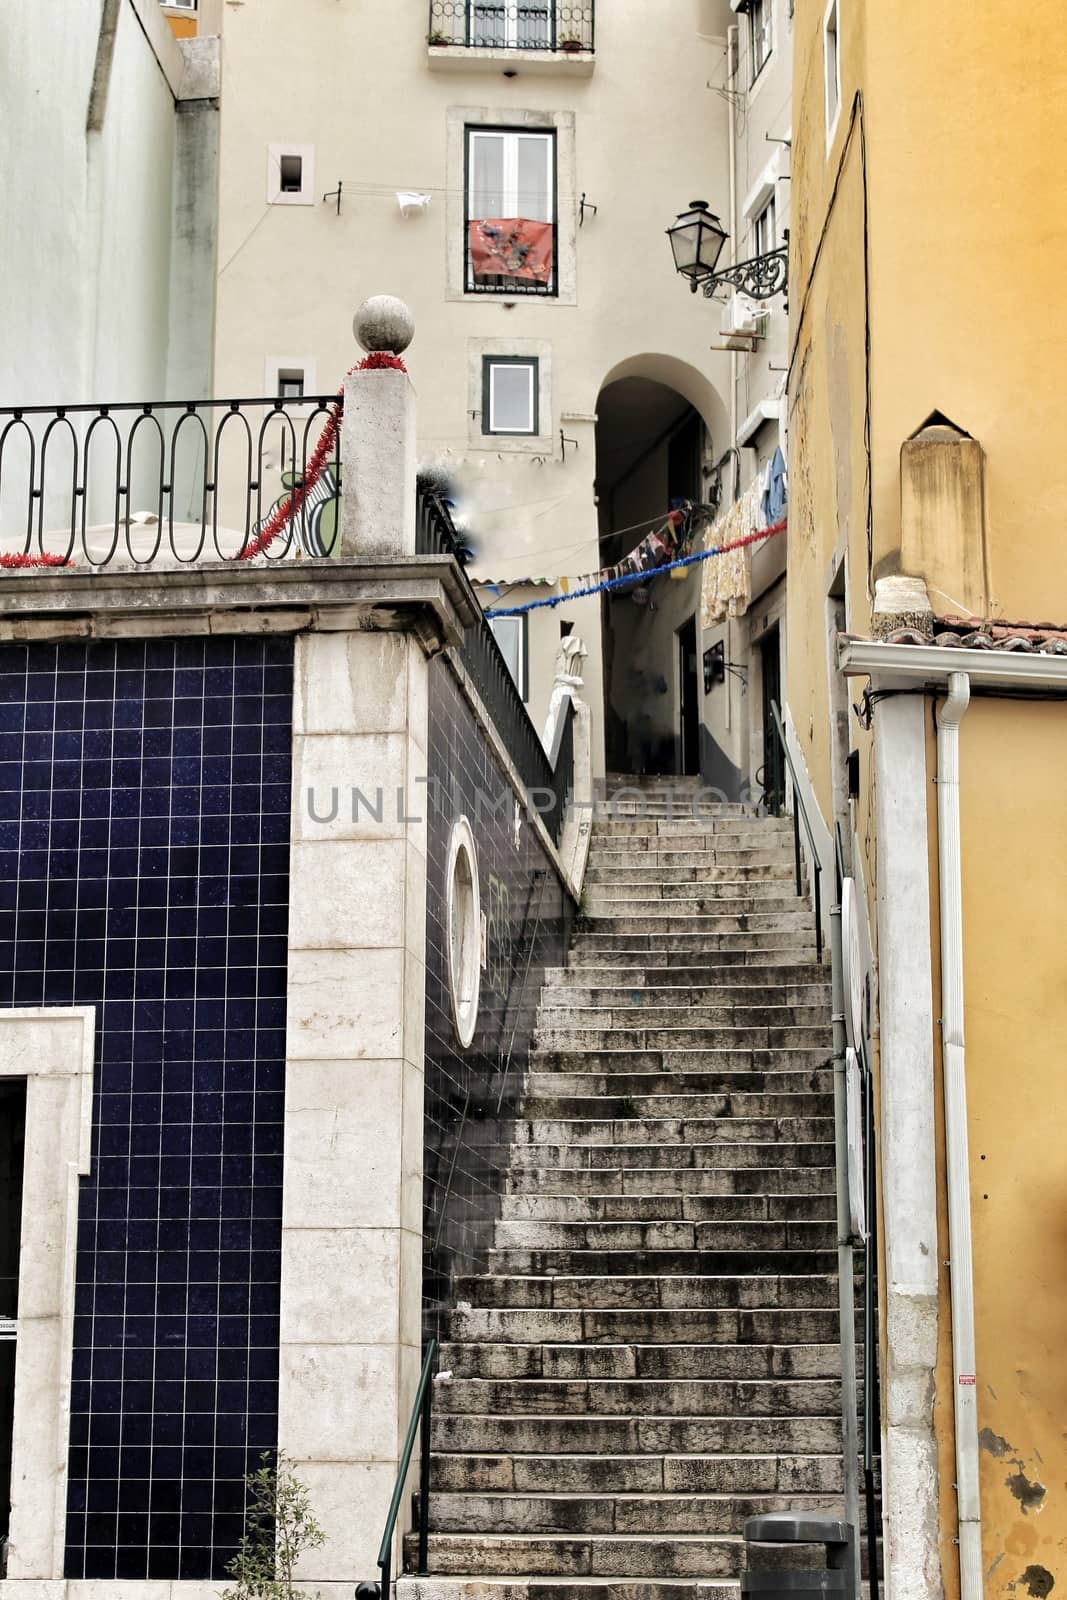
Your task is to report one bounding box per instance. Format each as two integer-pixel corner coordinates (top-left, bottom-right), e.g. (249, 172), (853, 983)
(667, 203), (728, 281)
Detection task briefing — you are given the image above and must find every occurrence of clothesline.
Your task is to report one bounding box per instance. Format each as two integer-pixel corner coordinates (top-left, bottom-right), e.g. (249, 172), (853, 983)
(483, 520), (786, 618)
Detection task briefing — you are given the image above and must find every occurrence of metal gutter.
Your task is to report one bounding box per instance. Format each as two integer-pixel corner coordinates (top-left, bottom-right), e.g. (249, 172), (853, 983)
(839, 637), (1067, 691)
(935, 673), (983, 1599)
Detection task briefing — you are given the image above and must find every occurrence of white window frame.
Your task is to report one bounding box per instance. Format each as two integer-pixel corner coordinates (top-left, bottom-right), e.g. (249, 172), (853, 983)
(484, 356), (539, 436)
(824, 0), (842, 148)
(488, 614), (529, 700)
(749, 0), (772, 85)
(466, 127), (556, 293)
(753, 192), (777, 259)
(446, 819), (482, 1047)
(162, 0), (197, 9)
(265, 356), (318, 403)
(266, 143), (315, 207)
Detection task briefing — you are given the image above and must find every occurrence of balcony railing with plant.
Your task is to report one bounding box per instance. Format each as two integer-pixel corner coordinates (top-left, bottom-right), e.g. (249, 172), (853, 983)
(428, 1), (594, 53)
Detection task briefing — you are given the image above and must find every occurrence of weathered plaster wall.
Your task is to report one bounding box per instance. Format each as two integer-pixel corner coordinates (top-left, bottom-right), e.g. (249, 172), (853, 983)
(958, 701), (1067, 1598)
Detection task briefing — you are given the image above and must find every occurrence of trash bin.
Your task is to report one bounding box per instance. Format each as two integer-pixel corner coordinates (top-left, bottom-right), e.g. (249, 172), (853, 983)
(740, 1512), (856, 1598)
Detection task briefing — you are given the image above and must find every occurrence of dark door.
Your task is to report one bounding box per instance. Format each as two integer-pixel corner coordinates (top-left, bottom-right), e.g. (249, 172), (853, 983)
(0, 1079), (26, 1555)
(677, 616), (700, 776)
(760, 627), (785, 813)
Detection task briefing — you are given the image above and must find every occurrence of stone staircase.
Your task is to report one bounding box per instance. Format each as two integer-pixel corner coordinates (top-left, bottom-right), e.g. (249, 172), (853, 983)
(403, 776), (845, 1600)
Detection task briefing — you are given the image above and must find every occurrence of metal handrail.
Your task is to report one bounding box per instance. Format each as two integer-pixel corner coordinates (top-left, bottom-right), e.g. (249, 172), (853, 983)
(769, 700), (823, 961)
(365, 1338), (438, 1599)
(834, 823), (880, 1599)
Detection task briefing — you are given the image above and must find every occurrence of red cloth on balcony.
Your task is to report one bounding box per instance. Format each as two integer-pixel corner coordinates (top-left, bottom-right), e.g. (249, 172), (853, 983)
(468, 218), (554, 283)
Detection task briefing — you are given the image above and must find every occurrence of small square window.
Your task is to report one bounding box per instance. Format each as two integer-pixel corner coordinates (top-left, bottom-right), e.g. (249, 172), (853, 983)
(483, 357), (539, 436)
(276, 369), (304, 399)
(488, 614), (528, 701)
(266, 144), (315, 206)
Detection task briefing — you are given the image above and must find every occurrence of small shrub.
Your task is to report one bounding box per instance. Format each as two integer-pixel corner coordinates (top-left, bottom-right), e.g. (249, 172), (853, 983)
(222, 1452), (326, 1600)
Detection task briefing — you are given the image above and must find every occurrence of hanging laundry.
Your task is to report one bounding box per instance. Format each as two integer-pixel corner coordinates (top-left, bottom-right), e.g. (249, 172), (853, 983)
(468, 219), (554, 283)
(700, 480), (761, 627)
(761, 446), (788, 525)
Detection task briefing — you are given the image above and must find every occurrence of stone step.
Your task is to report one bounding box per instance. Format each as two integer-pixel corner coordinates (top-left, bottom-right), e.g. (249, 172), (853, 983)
(588, 847), (798, 869)
(580, 896), (807, 917)
(498, 1192), (838, 1223)
(507, 1165), (837, 1197)
(426, 1491), (841, 1535)
(506, 1143), (834, 1173)
(584, 863), (797, 884)
(399, 1578), (740, 1600)
(435, 1377), (841, 1420)
(428, 1413), (842, 1459)
(446, 1306), (840, 1345)
(514, 1116), (834, 1147)
(520, 1092), (831, 1120)
(575, 910), (813, 933)
(490, 1219), (836, 1251)
(426, 1449), (843, 1495)
(541, 981), (831, 1006)
(484, 1250), (839, 1278)
(406, 1530), (747, 1579)
(525, 1071), (832, 1098)
(529, 1049), (831, 1073)
(546, 963), (827, 988)
(437, 1343), (843, 1383)
(584, 876), (800, 897)
(461, 1272), (839, 1311)
(534, 1027), (830, 1051)
(539, 996), (827, 1019)
(568, 937), (817, 958)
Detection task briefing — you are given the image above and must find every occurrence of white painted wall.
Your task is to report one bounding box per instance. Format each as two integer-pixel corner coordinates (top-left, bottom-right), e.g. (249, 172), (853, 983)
(0, 0), (218, 410)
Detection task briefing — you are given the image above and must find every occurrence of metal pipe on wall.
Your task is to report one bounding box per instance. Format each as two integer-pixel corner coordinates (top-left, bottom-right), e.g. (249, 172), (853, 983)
(935, 671), (983, 1595)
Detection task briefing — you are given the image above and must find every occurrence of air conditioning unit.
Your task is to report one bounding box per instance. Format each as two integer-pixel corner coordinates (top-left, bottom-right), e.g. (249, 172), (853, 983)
(721, 293), (763, 338)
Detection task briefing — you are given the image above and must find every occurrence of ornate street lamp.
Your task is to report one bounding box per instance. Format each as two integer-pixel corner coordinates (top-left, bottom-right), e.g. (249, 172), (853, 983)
(666, 199), (788, 300)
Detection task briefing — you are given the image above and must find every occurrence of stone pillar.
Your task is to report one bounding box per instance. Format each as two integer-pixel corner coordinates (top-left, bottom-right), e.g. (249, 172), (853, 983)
(280, 625), (428, 1586)
(339, 295), (418, 561)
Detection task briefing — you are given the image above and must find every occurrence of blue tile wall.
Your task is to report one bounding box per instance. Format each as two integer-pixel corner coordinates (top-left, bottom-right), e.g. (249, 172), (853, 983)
(422, 659), (576, 1340)
(0, 636), (293, 1581)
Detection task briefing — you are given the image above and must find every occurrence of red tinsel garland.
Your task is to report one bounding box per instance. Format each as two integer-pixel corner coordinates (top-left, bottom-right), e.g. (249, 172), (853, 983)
(357, 352), (408, 372)
(0, 550), (71, 569)
(234, 394), (344, 561)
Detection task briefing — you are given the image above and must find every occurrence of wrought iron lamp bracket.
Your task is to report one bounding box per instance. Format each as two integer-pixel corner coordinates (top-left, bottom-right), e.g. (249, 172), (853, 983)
(691, 245), (789, 300)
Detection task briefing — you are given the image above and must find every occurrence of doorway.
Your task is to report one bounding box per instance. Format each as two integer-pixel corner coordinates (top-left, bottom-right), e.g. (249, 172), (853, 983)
(677, 616), (700, 776)
(759, 627), (785, 813)
(0, 1079), (26, 1563)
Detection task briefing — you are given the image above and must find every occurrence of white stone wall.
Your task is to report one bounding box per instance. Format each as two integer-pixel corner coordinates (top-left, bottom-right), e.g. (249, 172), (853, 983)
(0, 0), (218, 411)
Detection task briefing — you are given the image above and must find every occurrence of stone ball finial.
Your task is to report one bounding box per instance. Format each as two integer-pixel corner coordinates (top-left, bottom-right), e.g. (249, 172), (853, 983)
(353, 295), (415, 355)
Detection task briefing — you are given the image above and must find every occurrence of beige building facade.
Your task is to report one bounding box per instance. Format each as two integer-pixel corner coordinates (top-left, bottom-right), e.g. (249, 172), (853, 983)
(212, 0), (766, 779)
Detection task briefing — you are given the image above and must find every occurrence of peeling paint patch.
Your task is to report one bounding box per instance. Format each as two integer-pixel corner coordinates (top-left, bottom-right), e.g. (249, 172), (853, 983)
(1020, 1565), (1054, 1597)
(1007, 1468), (1047, 1513)
(980, 1427), (1013, 1458)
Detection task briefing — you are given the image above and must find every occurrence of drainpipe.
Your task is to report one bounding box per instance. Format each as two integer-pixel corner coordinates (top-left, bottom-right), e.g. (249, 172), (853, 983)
(725, 24), (739, 745)
(829, 886), (862, 1597)
(936, 671), (983, 1596)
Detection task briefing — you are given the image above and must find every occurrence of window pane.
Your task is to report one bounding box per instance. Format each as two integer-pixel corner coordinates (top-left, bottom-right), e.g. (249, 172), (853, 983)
(470, 2), (506, 46)
(491, 364), (535, 432)
(516, 135), (551, 221)
(490, 617), (523, 695)
(517, 0), (550, 47)
(470, 133), (506, 217)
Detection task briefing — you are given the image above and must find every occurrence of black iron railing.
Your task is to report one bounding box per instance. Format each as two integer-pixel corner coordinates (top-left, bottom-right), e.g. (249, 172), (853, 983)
(0, 395), (341, 565)
(429, 0), (594, 52)
(417, 487), (574, 846)
(768, 699), (824, 961)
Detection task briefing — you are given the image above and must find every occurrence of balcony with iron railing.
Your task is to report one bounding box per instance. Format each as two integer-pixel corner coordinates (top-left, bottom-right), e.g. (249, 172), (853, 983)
(428, 1), (594, 71)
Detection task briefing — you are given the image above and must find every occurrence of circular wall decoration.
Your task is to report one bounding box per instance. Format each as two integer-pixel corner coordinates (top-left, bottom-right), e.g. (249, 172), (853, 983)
(446, 816), (482, 1048)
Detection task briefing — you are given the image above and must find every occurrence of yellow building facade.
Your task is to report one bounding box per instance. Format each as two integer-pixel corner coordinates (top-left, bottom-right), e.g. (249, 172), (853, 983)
(786, 4), (1067, 1597)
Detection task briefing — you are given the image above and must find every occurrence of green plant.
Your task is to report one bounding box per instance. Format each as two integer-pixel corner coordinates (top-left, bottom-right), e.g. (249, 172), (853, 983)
(428, 30), (450, 44)
(222, 1453), (326, 1600)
